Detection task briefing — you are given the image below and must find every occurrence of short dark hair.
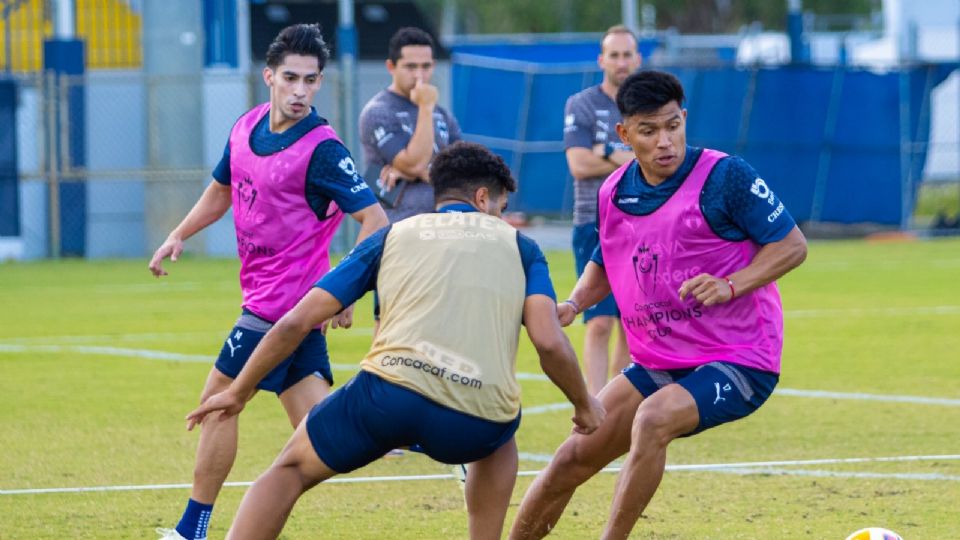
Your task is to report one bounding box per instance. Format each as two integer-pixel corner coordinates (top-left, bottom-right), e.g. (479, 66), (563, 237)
(388, 27), (435, 63)
(431, 142), (517, 202)
(616, 70), (685, 117)
(265, 23), (330, 71)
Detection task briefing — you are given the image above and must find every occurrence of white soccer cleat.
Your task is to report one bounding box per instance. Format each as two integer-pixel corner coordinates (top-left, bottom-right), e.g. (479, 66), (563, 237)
(155, 528), (190, 540)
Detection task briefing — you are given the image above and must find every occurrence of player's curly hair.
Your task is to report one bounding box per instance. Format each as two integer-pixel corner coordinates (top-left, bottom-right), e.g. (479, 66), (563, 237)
(431, 142), (517, 202)
(266, 23), (330, 71)
(616, 70), (685, 117)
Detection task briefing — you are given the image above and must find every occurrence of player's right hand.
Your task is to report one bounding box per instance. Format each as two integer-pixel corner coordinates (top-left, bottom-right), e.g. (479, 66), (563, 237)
(148, 237), (184, 277)
(185, 389), (245, 431)
(557, 301), (578, 327)
(571, 395), (605, 435)
(410, 78), (438, 108)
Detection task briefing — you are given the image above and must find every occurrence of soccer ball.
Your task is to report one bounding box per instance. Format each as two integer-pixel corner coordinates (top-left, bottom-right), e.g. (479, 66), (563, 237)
(844, 527), (903, 540)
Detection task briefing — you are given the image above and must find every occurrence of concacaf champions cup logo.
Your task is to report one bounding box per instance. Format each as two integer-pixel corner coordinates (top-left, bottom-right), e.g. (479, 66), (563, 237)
(631, 241), (659, 295)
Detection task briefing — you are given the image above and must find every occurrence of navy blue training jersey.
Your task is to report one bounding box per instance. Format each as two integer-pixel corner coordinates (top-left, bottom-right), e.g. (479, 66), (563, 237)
(213, 107), (377, 219)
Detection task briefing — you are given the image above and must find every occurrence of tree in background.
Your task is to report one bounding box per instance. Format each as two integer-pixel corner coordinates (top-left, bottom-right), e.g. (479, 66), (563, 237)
(415, 0), (879, 35)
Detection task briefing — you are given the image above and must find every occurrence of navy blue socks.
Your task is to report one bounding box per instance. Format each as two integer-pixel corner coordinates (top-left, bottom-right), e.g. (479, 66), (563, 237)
(175, 499), (213, 540)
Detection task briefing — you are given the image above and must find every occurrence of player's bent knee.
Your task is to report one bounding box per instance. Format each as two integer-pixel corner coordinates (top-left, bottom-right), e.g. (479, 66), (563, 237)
(585, 316), (615, 335)
(544, 442), (597, 488)
(632, 405), (680, 446)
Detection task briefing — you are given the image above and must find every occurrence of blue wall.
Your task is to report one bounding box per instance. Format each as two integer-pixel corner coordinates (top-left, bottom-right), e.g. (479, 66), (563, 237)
(0, 80), (18, 237)
(452, 44), (957, 226)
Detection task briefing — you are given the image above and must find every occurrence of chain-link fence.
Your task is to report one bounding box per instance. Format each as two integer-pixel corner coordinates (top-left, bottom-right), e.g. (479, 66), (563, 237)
(16, 70), (251, 259)
(10, 62), (409, 259)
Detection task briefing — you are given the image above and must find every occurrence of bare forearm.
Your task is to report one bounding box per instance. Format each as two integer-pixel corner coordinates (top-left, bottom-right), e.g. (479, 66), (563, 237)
(169, 182), (231, 241)
(728, 227), (808, 296)
(567, 262), (612, 312)
(231, 319), (310, 396)
(567, 147), (634, 180)
(353, 209), (388, 245)
(391, 106), (435, 179)
(567, 149), (618, 180)
(538, 338), (592, 410)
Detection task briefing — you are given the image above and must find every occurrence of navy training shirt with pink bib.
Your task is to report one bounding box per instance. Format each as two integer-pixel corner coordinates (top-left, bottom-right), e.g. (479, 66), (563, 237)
(222, 103), (375, 323)
(596, 148), (796, 373)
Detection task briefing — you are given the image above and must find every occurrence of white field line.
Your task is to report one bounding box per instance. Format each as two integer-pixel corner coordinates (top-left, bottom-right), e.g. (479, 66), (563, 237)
(0, 332), (221, 344)
(1, 303), (957, 346)
(710, 467), (960, 481)
(1, 344), (958, 407)
(3, 454), (958, 496)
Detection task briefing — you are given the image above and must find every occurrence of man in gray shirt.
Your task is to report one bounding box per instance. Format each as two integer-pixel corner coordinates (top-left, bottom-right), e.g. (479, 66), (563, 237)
(562, 25), (641, 395)
(360, 26), (462, 222)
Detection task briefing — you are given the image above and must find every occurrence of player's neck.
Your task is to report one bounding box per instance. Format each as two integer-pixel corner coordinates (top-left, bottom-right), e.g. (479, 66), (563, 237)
(387, 83), (411, 101)
(268, 109), (296, 134)
(269, 121), (289, 134)
(600, 79), (620, 101)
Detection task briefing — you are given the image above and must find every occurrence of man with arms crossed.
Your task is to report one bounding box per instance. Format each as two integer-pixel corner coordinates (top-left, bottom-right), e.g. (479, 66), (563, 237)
(510, 70), (807, 539)
(186, 142), (605, 540)
(359, 26), (462, 222)
(148, 24), (387, 540)
(563, 24), (640, 394)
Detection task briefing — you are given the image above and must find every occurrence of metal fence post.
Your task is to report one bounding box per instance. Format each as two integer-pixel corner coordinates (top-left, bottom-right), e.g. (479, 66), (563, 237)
(45, 70), (61, 258)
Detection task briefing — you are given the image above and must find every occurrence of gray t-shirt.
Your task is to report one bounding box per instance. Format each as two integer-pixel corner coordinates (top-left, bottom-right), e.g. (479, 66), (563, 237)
(563, 85), (630, 225)
(359, 89), (462, 222)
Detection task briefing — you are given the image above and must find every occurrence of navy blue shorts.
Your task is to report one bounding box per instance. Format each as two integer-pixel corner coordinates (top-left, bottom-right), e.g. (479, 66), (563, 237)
(623, 361), (778, 435)
(572, 222), (619, 322)
(214, 311), (334, 395)
(306, 370), (520, 473)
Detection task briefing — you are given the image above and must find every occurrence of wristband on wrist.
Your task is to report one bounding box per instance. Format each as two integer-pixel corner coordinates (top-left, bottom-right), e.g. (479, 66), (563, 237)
(724, 277), (736, 298)
(603, 141), (614, 160)
(563, 299), (581, 314)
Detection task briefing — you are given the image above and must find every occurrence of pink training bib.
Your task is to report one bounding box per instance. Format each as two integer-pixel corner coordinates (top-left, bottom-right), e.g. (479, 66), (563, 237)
(597, 150), (783, 373)
(229, 103), (345, 322)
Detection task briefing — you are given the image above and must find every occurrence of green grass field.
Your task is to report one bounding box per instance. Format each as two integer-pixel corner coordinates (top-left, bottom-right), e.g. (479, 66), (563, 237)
(1, 238), (959, 539)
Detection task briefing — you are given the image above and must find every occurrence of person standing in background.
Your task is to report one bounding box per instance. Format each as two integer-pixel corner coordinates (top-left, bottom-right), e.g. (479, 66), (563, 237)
(359, 26), (462, 223)
(562, 25), (640, 394)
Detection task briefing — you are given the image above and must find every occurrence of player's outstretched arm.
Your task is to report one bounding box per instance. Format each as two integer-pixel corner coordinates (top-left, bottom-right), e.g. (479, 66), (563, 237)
(148, 181), (232, 277)
(327, 203), (388, 332)
(557, 261), (613, 326)
(679, 226), (808, 306)
(524, 295), (605, 434)
(185, 287), (344, 429)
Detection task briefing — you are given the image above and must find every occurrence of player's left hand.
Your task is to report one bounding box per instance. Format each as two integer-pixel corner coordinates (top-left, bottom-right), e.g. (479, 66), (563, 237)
(330, 304), (355, 330)
(185, 389), (245, 431)
(678, 273), (734, 306)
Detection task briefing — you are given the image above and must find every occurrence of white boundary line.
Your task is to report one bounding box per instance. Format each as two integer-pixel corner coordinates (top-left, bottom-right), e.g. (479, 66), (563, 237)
(1, 301), (958, 344)
(711, 467), (960, 481)
(2, 344), (958, 407)
(3, 454), (958, 496)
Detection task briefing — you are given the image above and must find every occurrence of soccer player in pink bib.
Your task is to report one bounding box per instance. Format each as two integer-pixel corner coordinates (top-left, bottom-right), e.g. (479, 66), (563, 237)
(148, 24), (387, 540)
(510, 70), (808, 539)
